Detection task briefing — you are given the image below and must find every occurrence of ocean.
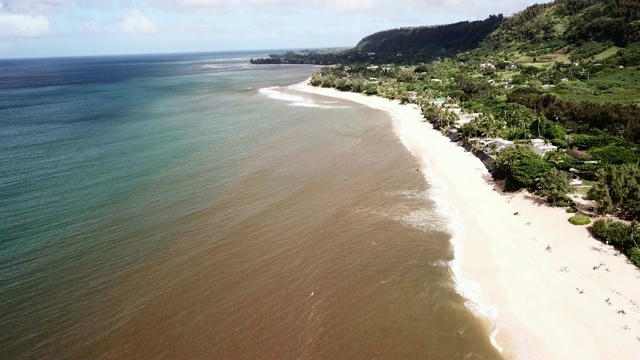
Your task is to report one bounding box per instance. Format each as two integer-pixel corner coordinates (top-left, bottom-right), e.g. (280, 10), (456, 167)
(0, 51), (503, 359)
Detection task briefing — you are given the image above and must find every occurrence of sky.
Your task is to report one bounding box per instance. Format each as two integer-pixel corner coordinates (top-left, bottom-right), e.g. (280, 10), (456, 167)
(0, 0), (548, 58)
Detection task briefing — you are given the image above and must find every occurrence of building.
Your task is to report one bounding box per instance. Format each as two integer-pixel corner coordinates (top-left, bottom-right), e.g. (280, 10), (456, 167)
(531, 139), (557, 156)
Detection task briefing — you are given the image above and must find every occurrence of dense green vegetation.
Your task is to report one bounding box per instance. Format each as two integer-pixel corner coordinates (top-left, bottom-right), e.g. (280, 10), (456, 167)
(257, 0), (640, 268)
(592, 219), (640, 267)
(588, 164), (640, 218)
(494, 146), (551, 190)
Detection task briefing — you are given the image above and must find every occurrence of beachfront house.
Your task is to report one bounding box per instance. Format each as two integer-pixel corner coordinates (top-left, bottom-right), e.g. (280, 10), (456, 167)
(482, 138), (514, 153)
(531, 139), (557, 156)
(456, 112), (481, 127)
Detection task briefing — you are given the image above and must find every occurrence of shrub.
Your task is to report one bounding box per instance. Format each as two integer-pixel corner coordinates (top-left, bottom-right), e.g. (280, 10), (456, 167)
(551, 138), (569, 149)
(547, 195), (575, 207)
(569, 214), (591, 225)
(629, 247), (640, 267)
(592, 219), (611, 238)
(566, 207), (578, 213)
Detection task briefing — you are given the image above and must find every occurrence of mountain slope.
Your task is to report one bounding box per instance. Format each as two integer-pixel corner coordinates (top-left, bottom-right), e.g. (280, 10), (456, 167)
(352, 15), (503, 63)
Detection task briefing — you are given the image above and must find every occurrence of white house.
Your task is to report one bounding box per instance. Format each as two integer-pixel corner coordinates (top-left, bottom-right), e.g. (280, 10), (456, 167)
(531, 139), (557, 156)
(482, 138), (514, 152)
(480, 63), (496, 69)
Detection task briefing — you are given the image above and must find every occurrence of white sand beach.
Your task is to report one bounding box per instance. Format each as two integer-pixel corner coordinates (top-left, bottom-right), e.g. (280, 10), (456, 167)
(289, 80), (640, 360)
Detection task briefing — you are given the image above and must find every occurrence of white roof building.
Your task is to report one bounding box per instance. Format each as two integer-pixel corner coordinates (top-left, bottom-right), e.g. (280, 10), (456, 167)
(531, 139), (557, 156)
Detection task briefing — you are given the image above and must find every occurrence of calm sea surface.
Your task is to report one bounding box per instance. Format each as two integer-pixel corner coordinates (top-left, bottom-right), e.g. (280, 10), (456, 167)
(0, 51), (503, 359)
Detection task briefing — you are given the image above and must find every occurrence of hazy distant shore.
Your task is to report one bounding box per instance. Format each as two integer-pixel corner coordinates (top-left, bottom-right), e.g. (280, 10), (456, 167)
(289, 79), (640, 360)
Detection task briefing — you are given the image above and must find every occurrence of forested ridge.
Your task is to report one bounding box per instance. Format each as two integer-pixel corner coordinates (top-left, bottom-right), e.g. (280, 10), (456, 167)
(250, 15), (504, 65)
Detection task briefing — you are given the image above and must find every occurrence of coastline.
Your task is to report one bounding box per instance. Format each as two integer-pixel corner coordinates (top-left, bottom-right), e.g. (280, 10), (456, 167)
(289, 80), (640, 359)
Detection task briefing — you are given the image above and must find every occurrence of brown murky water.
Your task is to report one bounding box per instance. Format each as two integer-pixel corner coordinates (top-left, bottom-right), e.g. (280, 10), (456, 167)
(1, 64), (502, 359)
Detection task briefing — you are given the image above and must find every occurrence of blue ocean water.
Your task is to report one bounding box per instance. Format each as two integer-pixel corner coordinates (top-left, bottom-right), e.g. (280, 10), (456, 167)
(0, 51), (317, 356)
(0, 52), (502, 359)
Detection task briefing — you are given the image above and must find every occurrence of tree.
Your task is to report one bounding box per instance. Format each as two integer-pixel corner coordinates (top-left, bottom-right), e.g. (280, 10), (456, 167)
(461, 113), (505, 139)
(538, 167), (573, 204)
(495, 145), (551, 190)
(588, 145), (636, 165)
(588, 168), (616, 215)
(441, 110), (460, 129)
(588, 164), (640, 218)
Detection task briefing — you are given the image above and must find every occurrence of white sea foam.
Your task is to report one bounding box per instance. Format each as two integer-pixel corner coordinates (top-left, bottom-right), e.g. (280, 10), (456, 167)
(390, 112), (504, 354)
(426, 170), (503, 352)
(259, 86), (347, 109)
(202, 63), (253, 70)
(208, 57), (250, 62)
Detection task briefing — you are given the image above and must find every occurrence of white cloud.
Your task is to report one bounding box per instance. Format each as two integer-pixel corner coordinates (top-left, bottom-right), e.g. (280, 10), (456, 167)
(1, 0), (71, 15)
(394, 0), (551, 16)
(0, 13), (52, 37)
(119, 10), (158, 34)
(82, 20), (104, 34)
(254, 17), (286, 29)
(312, 0), (378, 13)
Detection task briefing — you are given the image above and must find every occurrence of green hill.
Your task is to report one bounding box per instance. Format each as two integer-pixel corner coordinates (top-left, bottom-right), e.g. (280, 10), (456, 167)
(351, 15), (503, 63)
(476, 0), (640, 62)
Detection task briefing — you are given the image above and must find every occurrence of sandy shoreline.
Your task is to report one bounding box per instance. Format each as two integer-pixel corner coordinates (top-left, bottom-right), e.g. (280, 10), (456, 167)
(289, 80), (640, 359)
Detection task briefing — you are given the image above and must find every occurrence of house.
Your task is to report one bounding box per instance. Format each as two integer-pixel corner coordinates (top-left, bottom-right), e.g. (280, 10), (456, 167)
(431, 78), (443, 83)
(531, 139), (557, 156)
(367, 65), (379, 70)
(480, 63), (495, 69)
(482, 138), (515, 152)
(367, 52), (376, 56)
(505, 64), (517, 70)
(566, 149), (591, 160)
(457, 112), (481, 126)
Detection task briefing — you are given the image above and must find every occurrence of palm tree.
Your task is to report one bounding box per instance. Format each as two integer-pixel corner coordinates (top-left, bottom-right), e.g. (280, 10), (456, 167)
(538, 167), (573, 205)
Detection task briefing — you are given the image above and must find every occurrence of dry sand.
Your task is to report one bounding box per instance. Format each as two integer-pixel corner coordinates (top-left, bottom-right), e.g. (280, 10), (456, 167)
(289, 81), (640, 360)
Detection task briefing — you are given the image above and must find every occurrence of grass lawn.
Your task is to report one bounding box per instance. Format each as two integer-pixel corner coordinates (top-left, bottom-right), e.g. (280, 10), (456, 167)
(574, 179), (595, 197)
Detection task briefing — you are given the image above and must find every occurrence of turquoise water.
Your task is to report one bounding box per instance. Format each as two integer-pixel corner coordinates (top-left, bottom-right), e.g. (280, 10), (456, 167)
(0, 52), (502, 359)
